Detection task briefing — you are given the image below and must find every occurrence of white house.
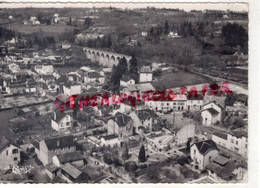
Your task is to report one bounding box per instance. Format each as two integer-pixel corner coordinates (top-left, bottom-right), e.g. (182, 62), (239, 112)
(51, 110), (73, 133)
(212, 131), (248, 158)
(139, 66), (153, 83)
(123, 83), (155, 96)
(187, 94), (204, 111)
(0, 137), (21, 169)
(201, 101), (225, 126)
(39, 135), (77, 165)
(145, 95), (187, 112)
(129, 109), (158, 133)
(120, 75), (135, 87)
(63, 82), (81, 96)
(35, 65), (54, 75)
(83, 71), (104, 84)
(190, 140), (219, 170)
(207, 155), (245, 182)
(107, 112), (134, 145)
(100, 134), (120, 147)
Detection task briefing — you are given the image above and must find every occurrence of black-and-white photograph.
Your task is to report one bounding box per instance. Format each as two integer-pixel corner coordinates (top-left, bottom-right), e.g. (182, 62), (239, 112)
(0, 2), (251, 184)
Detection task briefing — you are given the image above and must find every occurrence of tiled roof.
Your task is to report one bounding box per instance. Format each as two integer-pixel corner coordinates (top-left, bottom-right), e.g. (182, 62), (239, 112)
(136, 109), (158, 121)
(229, 130), (248, 138)
(42, 75), (54, 80)
(127, 83), (155, 93)
(113, 112), (133, 127)
(53, 110), (72, 122)
(0, 137), (10, 153)
(61, 163), (82, 179)
(187, 94), (204, 100)
(206, 156), (238, 181)
(192, 140), (218, 156)
(57, 75), (68, 84)
(31, 140), (40, 150)
(140, 65), (152, 73)
(102, 134), (118, 140)
(213, 132), (228, 140)
(202, 108), (219, 116)
(45, 163), (60, 173)
(87, 72), (102, 79)
(0, 136), (19, 153)
(204, 95), (226, 108)
(56, 150), (85, 163)
(43, 135), (76, 150)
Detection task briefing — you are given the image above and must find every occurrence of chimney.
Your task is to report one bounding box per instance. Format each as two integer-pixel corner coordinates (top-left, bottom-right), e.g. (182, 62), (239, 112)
(54, 112), (56, 120)
(57, 140), (60, 147)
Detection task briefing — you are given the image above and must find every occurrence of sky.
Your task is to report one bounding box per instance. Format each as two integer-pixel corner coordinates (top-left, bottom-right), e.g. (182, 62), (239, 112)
(0, 2), (248, 12)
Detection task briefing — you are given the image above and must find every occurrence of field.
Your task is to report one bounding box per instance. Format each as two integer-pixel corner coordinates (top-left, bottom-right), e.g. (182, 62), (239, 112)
(152, 72), (210, 90)
(6, 23), (74, 35)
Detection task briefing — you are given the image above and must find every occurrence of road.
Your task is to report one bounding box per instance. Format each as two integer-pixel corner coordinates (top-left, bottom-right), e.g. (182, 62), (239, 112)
(191, 70), (248, 95)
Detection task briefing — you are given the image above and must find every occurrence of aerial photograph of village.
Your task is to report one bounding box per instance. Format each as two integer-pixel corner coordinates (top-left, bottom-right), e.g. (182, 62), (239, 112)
(0, 2), (248, 184)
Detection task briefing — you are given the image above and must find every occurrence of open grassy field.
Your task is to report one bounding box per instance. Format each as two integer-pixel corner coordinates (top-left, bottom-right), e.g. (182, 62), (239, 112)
(152, 72), (210, 90)
(6, 23), (74, 35)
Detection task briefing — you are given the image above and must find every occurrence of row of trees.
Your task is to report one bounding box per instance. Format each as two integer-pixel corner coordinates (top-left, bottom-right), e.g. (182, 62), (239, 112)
(0, 26), (15, 42)
(110, 55), (139, 91)
(146, 21), (170, 42)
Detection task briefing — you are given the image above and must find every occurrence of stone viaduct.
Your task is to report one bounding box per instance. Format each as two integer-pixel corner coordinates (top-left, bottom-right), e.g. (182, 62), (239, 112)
(83, 47), (132, 68)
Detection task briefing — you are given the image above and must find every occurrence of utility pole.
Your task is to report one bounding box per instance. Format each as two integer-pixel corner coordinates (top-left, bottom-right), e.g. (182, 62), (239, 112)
(172, 110), (175, 128)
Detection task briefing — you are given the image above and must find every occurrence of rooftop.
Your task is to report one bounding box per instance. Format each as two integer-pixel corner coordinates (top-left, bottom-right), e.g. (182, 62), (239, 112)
(140, 65), (152, 73)
(56, 150), (85, 163)
(102, 134), (118, 140)
(192, 140), (218, 156)
(202, 108), (219, 116)
(206, 156), (238, 181)
(111, 112), (133, 127)
(135, 109), (158, 121)
(127, 83), (155, 93)
(213, 132), (228, 140)
(61, 163), (82, 179)
(43, 135), (76, 150)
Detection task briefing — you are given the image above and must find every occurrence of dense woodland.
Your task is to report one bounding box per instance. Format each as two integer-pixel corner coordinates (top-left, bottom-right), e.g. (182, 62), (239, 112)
(0, 7), (248, 72)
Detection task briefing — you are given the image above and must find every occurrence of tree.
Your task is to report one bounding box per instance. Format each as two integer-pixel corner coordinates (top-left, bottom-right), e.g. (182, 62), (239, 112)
(163, 21), (170, 35)
(68, 17), (72, 25)
(186, 138), (191, 153)
(110, 57), (128, 91)
(124, 161), (138, 172)
(138, 145), (146, 163)
(84, 17), (92, 28)
(129, 55), (139, 82)
(221, 23), (248, 47)
(122, 144), (130, 162)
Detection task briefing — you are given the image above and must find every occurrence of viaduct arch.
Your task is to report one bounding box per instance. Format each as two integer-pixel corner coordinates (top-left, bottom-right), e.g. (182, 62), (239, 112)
(83, 47), (132, 68)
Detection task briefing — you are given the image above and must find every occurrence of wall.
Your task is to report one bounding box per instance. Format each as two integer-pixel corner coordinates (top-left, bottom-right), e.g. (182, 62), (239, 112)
(212, 135), (227, 148)
(201, 110), (213, 126)
(176, 124), (195, 145)
(139, 73), (152, 82)
(0, 145), (20, 169)
(190, 145), (218, 170)
(187, 100), (203, 111)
